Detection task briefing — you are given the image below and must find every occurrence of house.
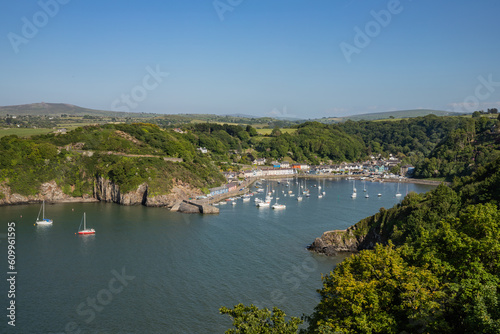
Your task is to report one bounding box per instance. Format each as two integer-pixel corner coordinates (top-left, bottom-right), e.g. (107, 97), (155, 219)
(260, 168), (296, 176)
(197, 147), (208, 154)
(253, 158), (266, 165)
(173, 128), (185, 134)
(226, 182), (239, 192)
(401, 165), (415, 176)
(291, 164), (310, 170)
(209, 186), (228, 197)
(222, 172), (236, 180)
(280, 161), (290, 168)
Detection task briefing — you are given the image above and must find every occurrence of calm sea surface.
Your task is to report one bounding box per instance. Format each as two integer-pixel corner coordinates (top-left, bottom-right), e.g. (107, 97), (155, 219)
(2, 179), (434, 333)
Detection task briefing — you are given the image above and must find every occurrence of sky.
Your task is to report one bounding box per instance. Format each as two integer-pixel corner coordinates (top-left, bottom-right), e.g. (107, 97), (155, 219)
(1, 0), (499, 119)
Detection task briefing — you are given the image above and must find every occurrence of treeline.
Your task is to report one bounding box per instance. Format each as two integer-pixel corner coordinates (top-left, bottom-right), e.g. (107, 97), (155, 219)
(0, 123), (225, 197)
(185, 115), (499, 180)
(221, 158), (500, 333)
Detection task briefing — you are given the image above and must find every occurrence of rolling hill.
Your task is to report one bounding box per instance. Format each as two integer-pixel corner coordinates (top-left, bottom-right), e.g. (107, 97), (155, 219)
(320, 109), (463, 123)
(0, 102), (156, 117)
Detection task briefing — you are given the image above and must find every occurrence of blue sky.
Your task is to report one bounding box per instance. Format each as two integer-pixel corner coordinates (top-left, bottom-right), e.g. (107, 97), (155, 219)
(1, 0), (499, 118)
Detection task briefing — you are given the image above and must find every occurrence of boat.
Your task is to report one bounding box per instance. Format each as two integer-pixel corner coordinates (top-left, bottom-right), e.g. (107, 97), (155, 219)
(378, 193), (382, 197)
(257, 200), (270, 207)
(296, 181), (303, 201)
(78, 212), (95, 235)
(363, 181), (367, 192)
(365, 193), (369, 198)
(272, 197), (286, 210)
(351, 181), (357, 198)
(36, 200), (53, 225)
(395, 182), (402, 197)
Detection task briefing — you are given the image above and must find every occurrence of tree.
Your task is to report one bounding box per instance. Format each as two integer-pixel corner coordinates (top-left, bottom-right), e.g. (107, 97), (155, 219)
(270, 126), (282, 137)
(246, 125), (258, 137)
(305, 243), (446, 334)
(220, 304), (302, 334)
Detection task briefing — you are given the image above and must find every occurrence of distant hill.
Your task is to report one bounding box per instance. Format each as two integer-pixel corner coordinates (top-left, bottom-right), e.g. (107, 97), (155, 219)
(320, 109), (464, 123)
(0, 103), (156, 117)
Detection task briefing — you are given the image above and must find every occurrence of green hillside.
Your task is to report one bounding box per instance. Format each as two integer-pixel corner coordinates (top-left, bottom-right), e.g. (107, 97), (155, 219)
(321, 109), (463, 123)
(0, 102), (156, 118)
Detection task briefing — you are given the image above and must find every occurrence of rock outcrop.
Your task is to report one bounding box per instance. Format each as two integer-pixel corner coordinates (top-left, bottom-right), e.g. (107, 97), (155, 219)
(307, 219), (383, 255)
(94, 176), (147, 205)
(0, 177), (215, 214)
(0, 181), (97, 205)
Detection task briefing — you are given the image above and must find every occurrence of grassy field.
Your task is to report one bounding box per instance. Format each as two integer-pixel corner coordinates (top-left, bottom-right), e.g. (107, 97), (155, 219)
(256, 128), (297, 135)
(0, 128), (54, 138)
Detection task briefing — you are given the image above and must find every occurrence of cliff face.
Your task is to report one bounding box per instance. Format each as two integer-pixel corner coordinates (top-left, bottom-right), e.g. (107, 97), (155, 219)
(93, 176), (207, 208)
(0, 177), (209, 213)
(94, 176), (147, 205)
(0, 180), (97, 205)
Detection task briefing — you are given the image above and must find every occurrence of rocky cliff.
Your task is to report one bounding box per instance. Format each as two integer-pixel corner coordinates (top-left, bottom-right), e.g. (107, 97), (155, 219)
(0, 177), (213, 214)
(0, 180), (97, 205)
(307, 210), (386, 255)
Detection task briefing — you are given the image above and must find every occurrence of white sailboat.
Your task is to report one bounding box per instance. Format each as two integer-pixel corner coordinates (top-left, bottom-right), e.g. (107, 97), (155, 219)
(35, 200), (53, 225)
(272, 197), (286, 210)
(78, 212), (95, 235)
(351, 181), (357, 198)
(296, 182), (303, 201)
(395, 182), (402, 197)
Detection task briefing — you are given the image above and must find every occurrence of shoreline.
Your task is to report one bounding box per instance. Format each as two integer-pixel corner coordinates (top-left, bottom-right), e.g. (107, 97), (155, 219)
(251, 173), (447, 186)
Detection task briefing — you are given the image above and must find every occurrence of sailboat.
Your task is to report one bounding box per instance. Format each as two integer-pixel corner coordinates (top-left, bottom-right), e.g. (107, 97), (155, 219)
(351, 181), (357, 198)
(318, 182), (323, 198)
(35, 200), (53, 225)
(78, 212), (95, 235)
(296, 182), (303, 201)
(322, 179), (326, 196)
(272, 197), (286, 210)
(395, 182), (402, 197)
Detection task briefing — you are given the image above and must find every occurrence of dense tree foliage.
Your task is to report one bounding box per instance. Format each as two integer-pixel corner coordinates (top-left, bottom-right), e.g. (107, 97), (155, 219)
(220, 304), (303, 334)
(0, 123), (225, 196)
(184, 115), (499, 180)
(303, 158), (500, 333)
